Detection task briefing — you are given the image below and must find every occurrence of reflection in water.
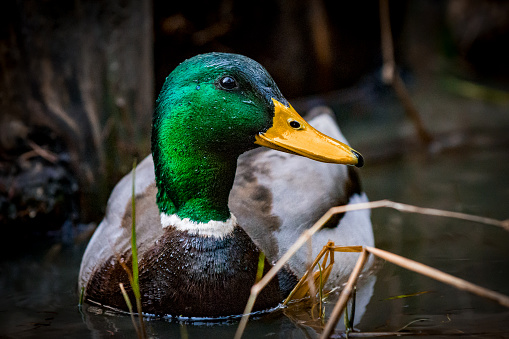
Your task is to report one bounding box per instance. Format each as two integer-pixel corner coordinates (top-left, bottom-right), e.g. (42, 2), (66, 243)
(79, 274), (377, 338)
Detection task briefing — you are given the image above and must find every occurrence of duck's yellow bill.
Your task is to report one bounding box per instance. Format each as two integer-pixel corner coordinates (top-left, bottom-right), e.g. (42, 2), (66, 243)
(255, 99), (363, 167)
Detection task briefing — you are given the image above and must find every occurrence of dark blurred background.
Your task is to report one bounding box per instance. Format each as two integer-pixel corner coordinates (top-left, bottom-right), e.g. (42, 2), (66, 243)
(1, 0), (508, 245)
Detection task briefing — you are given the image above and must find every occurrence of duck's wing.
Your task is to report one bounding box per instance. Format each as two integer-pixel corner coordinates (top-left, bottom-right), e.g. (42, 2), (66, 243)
(78, 155), (163, 289)
(230, 107), (374, 286)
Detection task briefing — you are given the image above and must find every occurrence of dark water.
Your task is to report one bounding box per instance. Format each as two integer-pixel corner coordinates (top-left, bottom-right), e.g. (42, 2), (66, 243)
(359, 146), (509, 337)
(1, 83), (508, 338)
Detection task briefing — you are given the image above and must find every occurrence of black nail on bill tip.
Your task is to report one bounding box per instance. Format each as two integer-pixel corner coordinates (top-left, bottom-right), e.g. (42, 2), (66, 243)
(352, 150), (364, 168)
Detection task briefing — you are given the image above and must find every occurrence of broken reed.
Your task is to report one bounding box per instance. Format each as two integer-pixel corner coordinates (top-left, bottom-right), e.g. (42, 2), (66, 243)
(234, 199), (509, 339)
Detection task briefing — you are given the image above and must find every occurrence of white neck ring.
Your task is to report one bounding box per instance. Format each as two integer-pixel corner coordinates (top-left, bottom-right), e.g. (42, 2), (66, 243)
(160, 213), (237, 239)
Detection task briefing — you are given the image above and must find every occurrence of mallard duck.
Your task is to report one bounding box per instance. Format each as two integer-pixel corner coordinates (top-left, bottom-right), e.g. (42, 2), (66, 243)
(79, 52), (373, 318)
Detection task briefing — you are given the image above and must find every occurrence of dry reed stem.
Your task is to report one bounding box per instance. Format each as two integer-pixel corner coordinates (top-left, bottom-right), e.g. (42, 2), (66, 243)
(234, 201), (387, 339)
(234, 199), (508, 339)
(285, 244), (362, 304)
(321, 249), (370, 339)
(366, 246), (509, 308)
(383, 200), (508, 230)
(320, 246), (509, 338)
(306, 239), (319, 319)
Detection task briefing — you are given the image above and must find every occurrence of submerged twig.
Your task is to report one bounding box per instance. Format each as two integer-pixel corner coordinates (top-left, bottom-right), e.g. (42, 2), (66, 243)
(395, 318), (428, 332)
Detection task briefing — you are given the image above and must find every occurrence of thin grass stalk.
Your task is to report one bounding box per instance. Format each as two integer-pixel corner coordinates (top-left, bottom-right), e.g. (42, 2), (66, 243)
(130, 159), (147, 338)
(308, 272), (318, 320)
(321, 249), (370, 339)
(78, 286), (86, 319)
(350, 287), (356, 329)
(317, 262), (324, 321)
(120, 283), (141, 338)
(343, 303), (350, 338)
(78, 286), (85, 307)
(118, 260), (135, 290)
(366, 246), (509, 308)
(320, 248), (331, 310)
(256, 252), (265, 283)
(348, 287), (357, 331)
(234, 252), (268, 339)
(131, 160), (139, 293)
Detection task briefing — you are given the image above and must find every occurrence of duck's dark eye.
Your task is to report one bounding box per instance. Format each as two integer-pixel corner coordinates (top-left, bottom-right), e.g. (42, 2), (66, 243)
(289, 120), (301, 129)
(219, 76), (237, 90)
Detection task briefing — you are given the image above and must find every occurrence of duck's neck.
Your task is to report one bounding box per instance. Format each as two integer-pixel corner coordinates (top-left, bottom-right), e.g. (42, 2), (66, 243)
(152, 136), (240, 224)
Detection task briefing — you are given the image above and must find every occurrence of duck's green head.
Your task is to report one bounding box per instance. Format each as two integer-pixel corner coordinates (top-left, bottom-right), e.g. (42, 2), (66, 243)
(152, 53), (362, 223)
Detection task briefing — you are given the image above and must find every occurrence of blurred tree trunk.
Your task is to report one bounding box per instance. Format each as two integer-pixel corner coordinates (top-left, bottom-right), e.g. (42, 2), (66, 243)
(1, 0), (153, 224)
